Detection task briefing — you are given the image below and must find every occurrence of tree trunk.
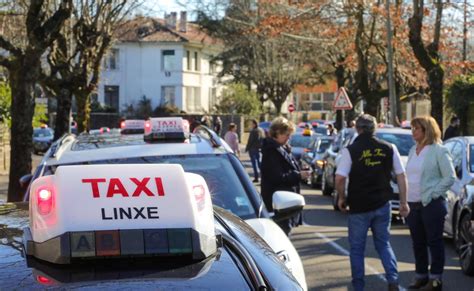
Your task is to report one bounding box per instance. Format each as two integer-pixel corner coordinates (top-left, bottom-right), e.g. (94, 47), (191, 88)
(8, 65), (36, 202)
(428, 67), (444, 128)
(54, 88), (73, 140)
(76, 92), (91, 133)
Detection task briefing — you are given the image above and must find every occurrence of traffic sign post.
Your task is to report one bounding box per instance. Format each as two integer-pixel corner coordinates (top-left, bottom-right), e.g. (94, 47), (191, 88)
(333, 87), (353, 129)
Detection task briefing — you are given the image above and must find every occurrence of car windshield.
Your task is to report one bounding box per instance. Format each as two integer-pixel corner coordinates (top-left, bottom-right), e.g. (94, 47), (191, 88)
(318, 139), (332, 153)
(51, 154), (256, 219)
(375, 132), (415, 156)
(33, 128), (52, 137)
(290, 135), (313, 148)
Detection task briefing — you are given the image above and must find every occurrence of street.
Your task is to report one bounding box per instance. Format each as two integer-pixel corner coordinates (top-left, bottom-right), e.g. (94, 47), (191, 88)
(240, 151), (474, 291)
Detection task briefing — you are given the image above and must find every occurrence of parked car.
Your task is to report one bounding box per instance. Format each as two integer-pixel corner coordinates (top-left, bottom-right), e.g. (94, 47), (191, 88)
(442, 136), (474, 275)
(322, 128), (415, 217)
(300, 135), (334, 188)
(289, 132), (318, 162)
(259, 121), (271, 137)
(32, 127), (54, 154)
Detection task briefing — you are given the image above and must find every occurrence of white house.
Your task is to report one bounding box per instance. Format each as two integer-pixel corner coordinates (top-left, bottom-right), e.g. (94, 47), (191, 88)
(97, 12), (223, 114)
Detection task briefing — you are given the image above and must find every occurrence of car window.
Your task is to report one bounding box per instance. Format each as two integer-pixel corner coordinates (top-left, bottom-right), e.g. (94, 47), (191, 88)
(289, 135), (313, 148)
(318, 139), (332, 153)
(375, 132), (415, 156)
(469, 144), (474, 173)
(33, 128), (52, 137)
(49, 154), (256, 219)
(313, 126), (327, 135)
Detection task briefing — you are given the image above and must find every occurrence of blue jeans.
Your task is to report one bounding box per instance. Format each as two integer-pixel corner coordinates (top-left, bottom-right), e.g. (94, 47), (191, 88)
(406, 198), (447, 279)
(249, 149), (261, 180)
(348, 202), (398, 291)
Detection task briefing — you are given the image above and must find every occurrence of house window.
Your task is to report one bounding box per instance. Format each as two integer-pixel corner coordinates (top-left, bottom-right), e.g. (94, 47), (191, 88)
(209, 87), (217, 110)
(162, 50), (176, 71)
(161, 86), (176, 106)
(104, 86), (119, 112)
(323, 92), (335, 111)
(104, 49), (119, 70)
(186, 87), (201, 112)
(194, 51), (199, 71)
(187, 50), (191, 70)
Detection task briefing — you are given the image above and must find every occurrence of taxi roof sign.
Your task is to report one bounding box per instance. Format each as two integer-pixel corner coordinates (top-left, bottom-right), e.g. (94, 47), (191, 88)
(144, 117), (189, 142)
(27, 164), (216, 263)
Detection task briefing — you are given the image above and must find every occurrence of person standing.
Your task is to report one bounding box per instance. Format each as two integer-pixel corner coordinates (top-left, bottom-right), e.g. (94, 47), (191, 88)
(335, 114), (409, 291)
(405, 116), (455, 290)
(245, 119), (264, 183)
(261, 117), (310, 235)
(224, 123), (240, 157)
(327, 123), (337, 136)
(213, 116), (222, 136)
(442, 116), (460, 141)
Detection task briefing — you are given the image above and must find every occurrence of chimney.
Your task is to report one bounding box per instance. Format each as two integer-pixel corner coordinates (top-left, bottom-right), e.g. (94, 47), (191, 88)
(164, 13), (171, 27)
(170, 12), (177, 30)
(180, 11), (187, 32)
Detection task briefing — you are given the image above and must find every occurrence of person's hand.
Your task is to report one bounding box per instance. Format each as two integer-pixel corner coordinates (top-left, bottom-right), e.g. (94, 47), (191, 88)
(399, 202), (410, 218)
(338, 196), (348, 213)
(300, 170), (311, 180)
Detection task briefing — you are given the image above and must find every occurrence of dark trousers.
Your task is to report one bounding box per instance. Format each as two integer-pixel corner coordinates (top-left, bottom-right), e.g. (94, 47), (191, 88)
(407, 198), (447, 278)
(249, 149), (261, 180)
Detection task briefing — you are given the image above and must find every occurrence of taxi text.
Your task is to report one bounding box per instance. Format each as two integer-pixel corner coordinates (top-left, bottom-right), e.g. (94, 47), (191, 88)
(82, 177), (165, 198)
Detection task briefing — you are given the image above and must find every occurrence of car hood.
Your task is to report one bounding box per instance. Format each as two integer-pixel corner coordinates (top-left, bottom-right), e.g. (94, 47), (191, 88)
(33, 137), (53, 142)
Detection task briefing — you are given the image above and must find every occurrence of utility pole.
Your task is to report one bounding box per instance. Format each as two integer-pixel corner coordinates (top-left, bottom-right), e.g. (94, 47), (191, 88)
(386, 0), (397, 125)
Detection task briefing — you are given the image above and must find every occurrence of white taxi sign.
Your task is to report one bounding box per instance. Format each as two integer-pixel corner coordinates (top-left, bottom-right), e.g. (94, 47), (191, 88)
(29, 164), (215, 246)
(144, 117), (189, 141)
(122, 119), (145, 129)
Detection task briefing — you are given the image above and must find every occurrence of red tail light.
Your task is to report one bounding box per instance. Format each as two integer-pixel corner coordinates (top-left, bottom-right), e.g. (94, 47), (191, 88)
(145, 120), (152, 134)
(303, 148), (311, 152)
(193, 185), (206, 211)
(120, 121), (126, 129)
(37, 187), (54, 215)
(36, 275), (53, 285)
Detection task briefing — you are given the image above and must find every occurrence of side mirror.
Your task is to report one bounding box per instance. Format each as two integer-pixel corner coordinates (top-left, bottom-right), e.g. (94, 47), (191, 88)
(272, 191), (305, 222)
(19, 174), (33, 189)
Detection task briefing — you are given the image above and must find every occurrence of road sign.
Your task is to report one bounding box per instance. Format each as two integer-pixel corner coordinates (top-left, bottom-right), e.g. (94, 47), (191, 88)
(333, 87), (353, 110)
(288, 103), (295, 113)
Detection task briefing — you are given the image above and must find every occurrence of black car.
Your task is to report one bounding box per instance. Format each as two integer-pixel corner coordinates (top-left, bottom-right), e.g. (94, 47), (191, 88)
(32, 127), (54, 154)
(0, 203), (302, 289)
(442, 136), (474, 275)
(300, 135), (334, 188)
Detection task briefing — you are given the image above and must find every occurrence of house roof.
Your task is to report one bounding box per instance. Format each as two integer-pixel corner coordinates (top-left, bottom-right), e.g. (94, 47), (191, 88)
(115, 17), (221, 47)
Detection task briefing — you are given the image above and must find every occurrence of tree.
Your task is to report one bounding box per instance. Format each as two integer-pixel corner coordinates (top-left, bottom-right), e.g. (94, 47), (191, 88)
(43, 0), (136, 138)
(215, 83), (261, 116)
(446, 74), (474, 135)
(408, 0), (445, 129)
(0, 82), (11, 126)
(0, 0), (72, 202)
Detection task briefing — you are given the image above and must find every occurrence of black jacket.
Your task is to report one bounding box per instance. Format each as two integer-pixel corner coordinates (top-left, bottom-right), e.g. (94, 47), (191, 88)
(246, 127), (263, 152)
(260, 138), (301, 211)
(443, 125), (459, 141)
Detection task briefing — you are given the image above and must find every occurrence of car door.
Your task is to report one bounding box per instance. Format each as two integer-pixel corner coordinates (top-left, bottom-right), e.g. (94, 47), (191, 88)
(444, 140), (464, 236)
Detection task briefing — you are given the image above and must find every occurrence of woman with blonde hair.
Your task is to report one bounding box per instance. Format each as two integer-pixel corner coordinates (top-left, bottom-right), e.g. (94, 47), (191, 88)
(405, 116), (455, 290)
(260, 116), (310, 235)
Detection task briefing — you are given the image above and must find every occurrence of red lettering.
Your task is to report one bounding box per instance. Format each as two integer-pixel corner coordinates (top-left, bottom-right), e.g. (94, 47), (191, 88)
(130, 177), (154, 197)
(82, 178), (106, 198)
(106, 178), (129, 197)
(155, 177), (165, 196)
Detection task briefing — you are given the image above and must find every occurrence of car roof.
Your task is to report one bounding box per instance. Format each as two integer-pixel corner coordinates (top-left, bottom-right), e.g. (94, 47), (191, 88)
(445, 136), (474, 144)
(45, 132), (231, 166)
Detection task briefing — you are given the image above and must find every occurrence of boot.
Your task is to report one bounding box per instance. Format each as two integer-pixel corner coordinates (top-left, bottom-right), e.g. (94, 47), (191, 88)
(419, 279), (442, 291)
(388, 283), (400, 291)
(408, 277), (429, 289)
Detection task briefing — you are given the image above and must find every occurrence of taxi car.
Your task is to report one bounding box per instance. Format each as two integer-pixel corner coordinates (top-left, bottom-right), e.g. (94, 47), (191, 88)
(33, 127), (54, 154)
(20, 117), (307, 289)
(0, 164), (302, 289)
(300, 135), (334, 188)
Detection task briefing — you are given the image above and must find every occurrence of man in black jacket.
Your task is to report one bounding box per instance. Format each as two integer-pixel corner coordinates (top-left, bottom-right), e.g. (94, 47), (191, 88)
(261, 117), (310, 235)
(443, 116), (460, 141)
(335, 114), (409, 291)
